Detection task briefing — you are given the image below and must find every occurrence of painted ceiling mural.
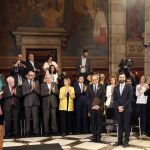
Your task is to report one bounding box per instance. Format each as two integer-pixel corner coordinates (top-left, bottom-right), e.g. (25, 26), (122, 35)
(63, 0), (109, 56)
(126, 0), (145, 40)
(0, 0), (109, 57)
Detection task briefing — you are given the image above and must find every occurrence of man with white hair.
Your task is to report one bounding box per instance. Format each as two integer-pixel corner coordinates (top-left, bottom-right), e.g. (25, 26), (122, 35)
(41, 74), (59, 136)
(3, 76), (21, 137)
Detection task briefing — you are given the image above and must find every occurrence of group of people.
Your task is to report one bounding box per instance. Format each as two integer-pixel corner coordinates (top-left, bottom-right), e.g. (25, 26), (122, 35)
(0, 49), (149, 148)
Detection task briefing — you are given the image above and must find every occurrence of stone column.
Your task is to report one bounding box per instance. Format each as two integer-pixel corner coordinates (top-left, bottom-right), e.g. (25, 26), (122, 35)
(109, 0), (126, 76)
(144, 0), (150, 82)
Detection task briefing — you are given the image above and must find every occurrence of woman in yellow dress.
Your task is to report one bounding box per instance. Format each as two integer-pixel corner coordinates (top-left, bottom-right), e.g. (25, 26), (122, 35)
(59, 78), (75, 135)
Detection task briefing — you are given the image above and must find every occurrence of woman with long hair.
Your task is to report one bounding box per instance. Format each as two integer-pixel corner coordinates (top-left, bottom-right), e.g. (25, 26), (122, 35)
(43, 55), (58, 74)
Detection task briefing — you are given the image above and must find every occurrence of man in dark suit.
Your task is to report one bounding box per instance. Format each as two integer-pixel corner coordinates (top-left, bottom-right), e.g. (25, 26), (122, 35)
(113, 72), (133, 147)
(3, 76), (21, 137)
(10, 54), (26, 86)
(22, 71), (40, 136)
(25, 53), (39, 72)
(77, 49), (92, 78)
(87, 74), (105, 143)
(126, 77), (137, 126)
(25, 53), (40, 81)
(41, 74), (59, 136)
(74, 75), (88, 133)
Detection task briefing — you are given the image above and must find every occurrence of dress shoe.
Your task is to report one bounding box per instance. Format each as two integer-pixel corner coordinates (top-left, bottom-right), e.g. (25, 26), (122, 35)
(62, 133), (66, 136)
(90, 138), (97, 142)
(69, 132), (73, 135)
(113, 142), (123, 146)
(123, 142), (129, 148)
(51, 131), (58, 136)
(14, 134), (19, 139)
(96, 139), (101, 143)
(44, 133), (49, 137)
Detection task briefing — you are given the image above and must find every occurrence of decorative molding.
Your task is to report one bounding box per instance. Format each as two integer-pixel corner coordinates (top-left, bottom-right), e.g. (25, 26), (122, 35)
(12, 27), (69, 73)
(126, 40), (144, 56)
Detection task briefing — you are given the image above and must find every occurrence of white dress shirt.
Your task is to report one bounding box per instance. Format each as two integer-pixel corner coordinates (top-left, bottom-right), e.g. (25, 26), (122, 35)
(106, 85), (114, 107)
(136, 84), (148, 104)
(43, 61), (58, 74)
(119, 82), (125, 95)
(81, 57), (87, 73)
(79, 83), (84, 92)
(93, 83), (98, 93)
(51, 73), (58, 83)
(47, 83), (51, 90)
(29, 60), (36, 70)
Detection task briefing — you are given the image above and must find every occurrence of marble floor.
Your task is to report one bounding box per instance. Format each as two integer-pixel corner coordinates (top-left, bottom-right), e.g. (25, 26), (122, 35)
(3, 133), (150, 150)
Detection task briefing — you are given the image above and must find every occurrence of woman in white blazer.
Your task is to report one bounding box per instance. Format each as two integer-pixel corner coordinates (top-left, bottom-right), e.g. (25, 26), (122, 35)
(136, 75), (149, 135)
(105, 76), (116, 131)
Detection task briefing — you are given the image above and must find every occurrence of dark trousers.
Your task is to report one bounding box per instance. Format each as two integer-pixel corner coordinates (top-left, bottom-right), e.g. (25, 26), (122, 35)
(76, 105), (88, 133)
(90, 109), (103, 140)
(42, 107), (57, 134)
(4, 106), (19, 136)
(60, 111), (73, 134)
(25, 106), (39, 135)
(131, 102), (137, 126)
(117, 111), (131, 143)
(137, 104), (146, 133)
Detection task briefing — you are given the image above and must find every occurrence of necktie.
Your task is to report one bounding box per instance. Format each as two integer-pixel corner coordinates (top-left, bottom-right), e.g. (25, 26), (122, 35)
(120, 84), (123, 95)
(18, 75), (22, 85)
(94, 85), (97, 93)
(81, 84), (83, 93)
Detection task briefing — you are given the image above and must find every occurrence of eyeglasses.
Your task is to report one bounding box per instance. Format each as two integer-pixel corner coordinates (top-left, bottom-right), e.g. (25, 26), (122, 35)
(28, 75), (35, 76)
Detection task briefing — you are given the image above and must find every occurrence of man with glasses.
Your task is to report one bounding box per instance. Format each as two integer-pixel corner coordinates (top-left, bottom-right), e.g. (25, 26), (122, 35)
(87, 75), (105, 143)
(22, 71), (40, 136)
(113, 72), (133, 147)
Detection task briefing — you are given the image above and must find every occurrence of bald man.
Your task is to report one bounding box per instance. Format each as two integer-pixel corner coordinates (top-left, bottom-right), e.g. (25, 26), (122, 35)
(87, 75), (105, 143)
(3, 76), (21, 137)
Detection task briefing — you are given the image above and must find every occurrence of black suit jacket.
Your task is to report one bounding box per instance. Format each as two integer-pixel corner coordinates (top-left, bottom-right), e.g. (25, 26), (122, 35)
(10, 62), (26, 85)
(3, 85), (21, 111)
(25, 60), (39, 72)
(87, 84), (105, 113)
(41, 82), (59, 109)
(74, 82), (88, 107)
(113, 84), (133, 112)
(22, 80), (40, 107)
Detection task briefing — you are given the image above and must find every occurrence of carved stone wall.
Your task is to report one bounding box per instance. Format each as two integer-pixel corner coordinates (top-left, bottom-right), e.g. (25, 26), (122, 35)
(12, 27), (69, 73)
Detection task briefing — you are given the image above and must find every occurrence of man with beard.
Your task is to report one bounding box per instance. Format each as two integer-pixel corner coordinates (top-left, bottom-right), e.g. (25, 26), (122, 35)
(113, 72), (133, 148)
